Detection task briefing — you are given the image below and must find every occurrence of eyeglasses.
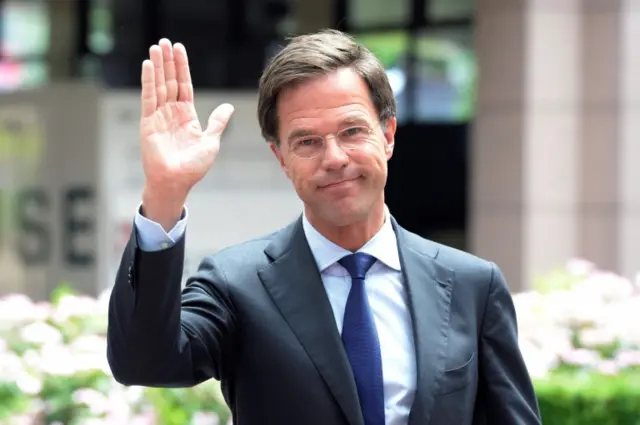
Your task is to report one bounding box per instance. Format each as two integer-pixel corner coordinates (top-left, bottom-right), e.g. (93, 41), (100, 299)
(288, 125), (379, 159)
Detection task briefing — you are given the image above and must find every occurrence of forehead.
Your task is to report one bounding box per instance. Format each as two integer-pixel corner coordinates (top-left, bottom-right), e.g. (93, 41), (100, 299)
(277, 68), (378, 135)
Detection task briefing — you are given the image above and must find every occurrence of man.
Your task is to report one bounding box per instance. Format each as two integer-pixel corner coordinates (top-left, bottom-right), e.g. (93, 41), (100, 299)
(107, 29), (541, 425)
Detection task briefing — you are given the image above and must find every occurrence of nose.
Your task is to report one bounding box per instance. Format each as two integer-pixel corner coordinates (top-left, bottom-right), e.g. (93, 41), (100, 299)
(321, 136), (349, 170)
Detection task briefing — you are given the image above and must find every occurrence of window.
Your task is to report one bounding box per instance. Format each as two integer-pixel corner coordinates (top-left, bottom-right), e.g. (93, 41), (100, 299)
(0, 0), (50, 91)
(0, 61), (47, 92)
(412, 27), (475, 121)
(1, 0), (50, 58)
(88, 0), (114, 55)
(427, 0), (475, 22)
(355, 27), (476, 123)
(348, 0), (411, 29)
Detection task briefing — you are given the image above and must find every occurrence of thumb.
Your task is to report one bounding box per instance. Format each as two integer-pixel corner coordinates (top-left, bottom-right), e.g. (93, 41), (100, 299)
(205, 103), (235, 137)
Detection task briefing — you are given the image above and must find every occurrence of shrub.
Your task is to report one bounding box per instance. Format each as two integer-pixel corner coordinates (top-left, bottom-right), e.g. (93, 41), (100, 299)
(1, 258), (638, 424)
(514, 259), (640, 424)
(0, 285), (230, 425)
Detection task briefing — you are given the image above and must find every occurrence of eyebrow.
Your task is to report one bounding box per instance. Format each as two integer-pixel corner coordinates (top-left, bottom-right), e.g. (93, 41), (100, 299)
(287, 129), (316, 144)
(286, 116), (372, 144)
(340, 116), (370, 127)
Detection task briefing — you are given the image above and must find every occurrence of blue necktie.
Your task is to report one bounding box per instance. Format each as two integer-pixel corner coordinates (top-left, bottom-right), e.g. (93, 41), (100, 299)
(339, 253), (385, 425)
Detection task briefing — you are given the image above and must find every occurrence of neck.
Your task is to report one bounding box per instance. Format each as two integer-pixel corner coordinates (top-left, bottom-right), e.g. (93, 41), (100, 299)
(305, 199), (386, 252)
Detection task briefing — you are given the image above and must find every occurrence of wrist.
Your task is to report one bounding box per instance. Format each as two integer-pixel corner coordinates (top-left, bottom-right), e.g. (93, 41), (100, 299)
(141, 184), (187, 231)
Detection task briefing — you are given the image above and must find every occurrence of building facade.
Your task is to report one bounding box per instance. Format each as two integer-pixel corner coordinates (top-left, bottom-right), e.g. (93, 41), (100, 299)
(0, 0), (637, 297)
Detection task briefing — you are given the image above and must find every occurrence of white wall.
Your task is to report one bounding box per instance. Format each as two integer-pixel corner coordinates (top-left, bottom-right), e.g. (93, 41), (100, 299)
(98, 91), (303, 290)
(0, 84), (100, 300)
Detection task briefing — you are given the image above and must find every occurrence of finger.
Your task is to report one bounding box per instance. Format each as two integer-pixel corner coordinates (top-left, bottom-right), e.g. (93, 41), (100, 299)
(150, 45), (167, 107)
(174, 43), (193, 102)
(205, 103), (235, 138)
(160, 38), (178, 103)
(141, 60), (157, 118)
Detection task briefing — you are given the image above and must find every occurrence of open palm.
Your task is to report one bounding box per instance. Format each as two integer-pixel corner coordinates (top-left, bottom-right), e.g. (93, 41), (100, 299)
(140, 39), (234, 193)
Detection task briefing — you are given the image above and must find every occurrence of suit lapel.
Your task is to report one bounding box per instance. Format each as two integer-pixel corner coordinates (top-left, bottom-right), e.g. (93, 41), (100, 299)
(258, 217), (364, 425)
(392, 219), (455, 425)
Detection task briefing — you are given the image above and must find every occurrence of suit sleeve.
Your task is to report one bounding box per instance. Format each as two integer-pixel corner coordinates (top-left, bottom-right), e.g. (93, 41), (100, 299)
(477, 263), (542, 424)
(106, 225), (236, 388)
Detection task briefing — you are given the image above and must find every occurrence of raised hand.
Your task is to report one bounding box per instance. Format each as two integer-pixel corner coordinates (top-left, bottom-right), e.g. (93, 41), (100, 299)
(140, 39), (234, 198)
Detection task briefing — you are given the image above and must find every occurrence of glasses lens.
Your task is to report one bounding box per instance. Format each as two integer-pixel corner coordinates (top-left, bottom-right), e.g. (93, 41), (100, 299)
(293, 137), (323, 158)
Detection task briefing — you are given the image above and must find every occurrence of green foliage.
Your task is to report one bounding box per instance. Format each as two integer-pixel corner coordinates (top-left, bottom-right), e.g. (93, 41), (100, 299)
(535, 371), (640, 425)
(530, 267), (582, 294)
(3, 261), (639, 424)
(146, 380), (230, 425)
(50, 282), (78, 305)
(518, 258), (640, 423)
(354, 32), (407, 68)
(0, 382), (30, 421)
(0, 284), (231, 423)
(354, 31), (476, 121)
(39, 371), (111, 424)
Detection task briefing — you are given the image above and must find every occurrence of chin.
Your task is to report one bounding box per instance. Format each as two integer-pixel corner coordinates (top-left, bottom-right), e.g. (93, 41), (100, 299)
(317, 201), (371, 227)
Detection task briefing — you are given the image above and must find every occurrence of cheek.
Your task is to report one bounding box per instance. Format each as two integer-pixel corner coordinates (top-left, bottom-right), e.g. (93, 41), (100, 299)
(286, 160), (317, 189)
(352, 144), (388, 173)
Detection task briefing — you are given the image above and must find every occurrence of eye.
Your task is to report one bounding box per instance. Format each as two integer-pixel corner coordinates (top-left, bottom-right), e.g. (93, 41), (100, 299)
(341, 126), (370, 140)
(344, 127), (364, 136)
(293, 137), (322, 151)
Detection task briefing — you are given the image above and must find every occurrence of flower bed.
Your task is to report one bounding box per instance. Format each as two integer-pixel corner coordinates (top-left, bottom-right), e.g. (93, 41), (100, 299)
(1, 259), (639, 424)
(514, 259), (640, 424)
(0, 286), (230, 425)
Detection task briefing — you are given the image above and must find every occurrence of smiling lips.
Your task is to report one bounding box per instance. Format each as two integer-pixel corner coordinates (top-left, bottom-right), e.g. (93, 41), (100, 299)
(320, 177), (360, 189)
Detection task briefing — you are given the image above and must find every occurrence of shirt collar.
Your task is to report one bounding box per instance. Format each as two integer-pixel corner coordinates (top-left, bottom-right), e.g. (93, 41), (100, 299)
(302, 207), (402, 273)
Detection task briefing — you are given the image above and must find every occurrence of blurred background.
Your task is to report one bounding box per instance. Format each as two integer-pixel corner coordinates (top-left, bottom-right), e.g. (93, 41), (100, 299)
(0, 0), (638, 423)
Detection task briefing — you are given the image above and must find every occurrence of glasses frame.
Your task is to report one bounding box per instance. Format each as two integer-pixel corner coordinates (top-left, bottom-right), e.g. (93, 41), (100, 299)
(287, 122), (386, 160)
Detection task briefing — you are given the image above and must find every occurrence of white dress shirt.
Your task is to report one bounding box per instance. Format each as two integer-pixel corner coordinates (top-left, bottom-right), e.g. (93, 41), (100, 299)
(134, 205), (417, 425)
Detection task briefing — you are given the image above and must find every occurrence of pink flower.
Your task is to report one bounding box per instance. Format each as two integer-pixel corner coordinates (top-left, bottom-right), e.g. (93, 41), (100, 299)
(578, 271), (634, 302)
(597, 360), (619, 375)
(0, 294), (49, 326)
(0, 350), (26, 380)
(579, 326), (616, 348)
(616, 350), (640, 368)
(192, 411), (220, 425)
(38, 344), (76, 376)
(559, 348), (600, 367)
(5, 414), (39, 425)
(518, 339), (558, 378)
(73, 388), (110, 415)
(51, 295), (100, 322)
(19, 322), (63, 345)
(15, 372), (42, 395)
(565, 258), (596, 276)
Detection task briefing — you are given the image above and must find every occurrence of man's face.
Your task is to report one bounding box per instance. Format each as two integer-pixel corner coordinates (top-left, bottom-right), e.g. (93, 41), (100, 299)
(270, 67), (396, 227)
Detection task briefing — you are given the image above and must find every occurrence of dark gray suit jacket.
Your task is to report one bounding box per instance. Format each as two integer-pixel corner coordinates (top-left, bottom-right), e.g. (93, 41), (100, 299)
(107, 216), (541, 425)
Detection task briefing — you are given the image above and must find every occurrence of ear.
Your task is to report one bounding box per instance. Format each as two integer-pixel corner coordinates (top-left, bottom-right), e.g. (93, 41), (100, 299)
(269, 141), (291, 178)
(382, 116), (396, 160)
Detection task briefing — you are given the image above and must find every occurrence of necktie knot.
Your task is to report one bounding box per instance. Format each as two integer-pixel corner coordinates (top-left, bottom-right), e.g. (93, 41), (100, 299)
(339, 253), (377, 280)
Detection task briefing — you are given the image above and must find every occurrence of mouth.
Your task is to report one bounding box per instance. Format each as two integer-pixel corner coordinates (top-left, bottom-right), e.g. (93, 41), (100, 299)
(319, 177), (360, 189)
